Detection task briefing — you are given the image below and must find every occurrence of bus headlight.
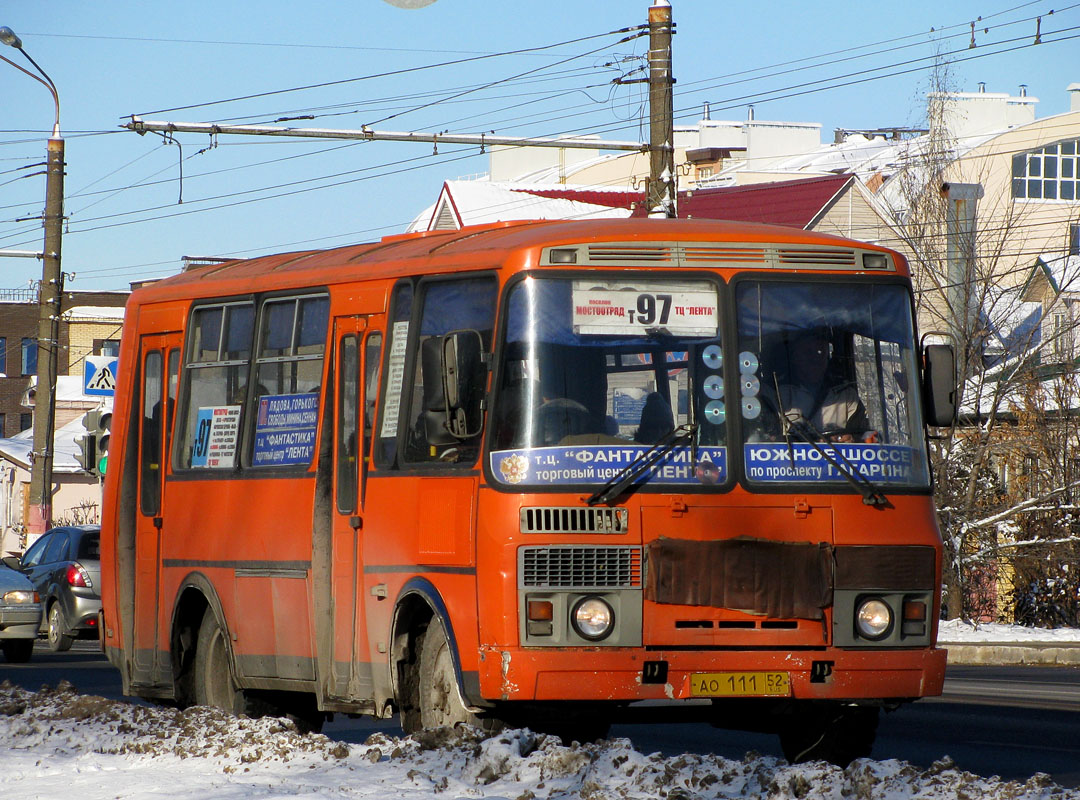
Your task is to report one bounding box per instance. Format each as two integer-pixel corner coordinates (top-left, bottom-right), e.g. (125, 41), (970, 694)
(571, 596), (614, 641)
(855, 598), (892, 639)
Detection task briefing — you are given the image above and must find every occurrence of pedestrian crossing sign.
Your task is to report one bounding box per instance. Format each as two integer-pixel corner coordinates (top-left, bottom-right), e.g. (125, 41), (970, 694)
(84, 355), (118, 396)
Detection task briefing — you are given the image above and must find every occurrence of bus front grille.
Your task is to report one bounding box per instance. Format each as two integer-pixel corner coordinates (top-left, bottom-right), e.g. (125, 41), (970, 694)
(520, 545), (643, 589)
(520, 506), (629, 534)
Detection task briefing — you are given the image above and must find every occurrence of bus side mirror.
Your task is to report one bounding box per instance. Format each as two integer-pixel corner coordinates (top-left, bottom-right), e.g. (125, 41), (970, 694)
(442, 330), (486, 439)
(922, 344), (956, 427)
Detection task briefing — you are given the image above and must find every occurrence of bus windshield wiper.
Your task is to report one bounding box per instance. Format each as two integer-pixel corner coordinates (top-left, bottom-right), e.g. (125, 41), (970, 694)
(782, 417), (888, 507)
(772, 377), (887, 507)
(585, 423), (697, 507)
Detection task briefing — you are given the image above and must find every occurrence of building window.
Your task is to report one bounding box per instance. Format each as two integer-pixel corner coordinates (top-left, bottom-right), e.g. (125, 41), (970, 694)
(1070, 224), (1079, 257)
(697, 166), (713, 178)
(0, 337), (6, 375)
(94, 338), (121, 357)
(1012, 138), (1078, 201)
(21, 338), (36, 375)
(1053, 310), (1073, 360)
(19, 413), (32, 432)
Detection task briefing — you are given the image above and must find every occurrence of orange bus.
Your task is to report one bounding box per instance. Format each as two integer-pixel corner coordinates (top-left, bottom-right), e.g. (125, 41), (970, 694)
(100, 218), (954, 765)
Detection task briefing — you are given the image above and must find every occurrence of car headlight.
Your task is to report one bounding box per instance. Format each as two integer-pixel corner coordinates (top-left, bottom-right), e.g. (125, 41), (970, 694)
(2, 589), (39, 604)
(571, 596), (614, 641)
(855, 598), (892, 639)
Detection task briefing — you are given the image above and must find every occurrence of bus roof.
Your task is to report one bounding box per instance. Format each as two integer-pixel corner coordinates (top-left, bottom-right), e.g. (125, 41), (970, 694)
(130, 218), (906, 306)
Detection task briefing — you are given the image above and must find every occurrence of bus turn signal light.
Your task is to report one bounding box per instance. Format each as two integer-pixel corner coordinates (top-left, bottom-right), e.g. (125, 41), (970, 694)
(527, 600), (553, 621)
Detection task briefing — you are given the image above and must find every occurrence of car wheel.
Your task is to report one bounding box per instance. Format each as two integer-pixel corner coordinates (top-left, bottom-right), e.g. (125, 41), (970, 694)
(414, 615), (502, 734)
(1, 638), (34, 663)
(193, 607), (247, 715)
(47, 603), (74, 652)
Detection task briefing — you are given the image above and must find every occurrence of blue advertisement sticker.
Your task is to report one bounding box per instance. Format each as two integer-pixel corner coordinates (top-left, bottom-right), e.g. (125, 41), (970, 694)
(490, 445), (727, 486)
(744, 443), (915, 483)
(253, 392), (320, 466)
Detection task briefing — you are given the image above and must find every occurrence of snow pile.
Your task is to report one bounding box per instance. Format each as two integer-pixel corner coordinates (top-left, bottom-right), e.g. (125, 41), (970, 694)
(938, 620), (1080, 643)
(1, 680), (1077, 799)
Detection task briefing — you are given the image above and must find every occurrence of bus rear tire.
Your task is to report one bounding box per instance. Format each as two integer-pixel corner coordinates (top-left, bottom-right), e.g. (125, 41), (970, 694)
(778, 702), (878, 767)
(415, 616), (501, 734)
(194, 608), (246, 715)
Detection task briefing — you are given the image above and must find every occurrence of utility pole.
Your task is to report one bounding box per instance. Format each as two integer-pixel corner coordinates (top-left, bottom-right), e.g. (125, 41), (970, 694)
(647, 0), (676, 219)
(124, 3), (676, 218)
(1, 26), (64, 535)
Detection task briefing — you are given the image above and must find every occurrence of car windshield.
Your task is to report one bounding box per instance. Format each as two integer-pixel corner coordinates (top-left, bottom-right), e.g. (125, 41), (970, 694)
(489, 275), (727, 489)
(736, 279), (930, 489)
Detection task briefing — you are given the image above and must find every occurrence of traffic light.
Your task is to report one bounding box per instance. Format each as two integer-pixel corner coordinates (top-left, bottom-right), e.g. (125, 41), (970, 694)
(76, 409), (112, 479)
(95, 410), (111, 478)
(75, 411), (98, 474)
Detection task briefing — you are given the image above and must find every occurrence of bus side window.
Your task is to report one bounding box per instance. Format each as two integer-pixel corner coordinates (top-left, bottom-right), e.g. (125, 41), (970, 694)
(176, 302), (254, 470)
(336, 335), (360, 514)
(403, 276), (496, 465)
(140, 350), (163, 515)
(362, 331), (382, 503)
(251, 294), (330, 469)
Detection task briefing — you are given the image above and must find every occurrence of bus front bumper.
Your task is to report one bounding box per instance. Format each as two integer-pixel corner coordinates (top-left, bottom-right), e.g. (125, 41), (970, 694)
(476, 645), (947, 704)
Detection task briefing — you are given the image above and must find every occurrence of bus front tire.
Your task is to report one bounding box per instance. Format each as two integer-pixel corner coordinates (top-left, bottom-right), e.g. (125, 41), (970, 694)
(778, 703), (878, 767)
(194, 608), (246, 715)
(414, 616), (501, 734)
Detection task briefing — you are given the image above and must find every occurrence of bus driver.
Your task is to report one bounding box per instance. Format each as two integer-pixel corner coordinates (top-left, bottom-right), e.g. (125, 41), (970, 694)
(776, 328), (873, 443)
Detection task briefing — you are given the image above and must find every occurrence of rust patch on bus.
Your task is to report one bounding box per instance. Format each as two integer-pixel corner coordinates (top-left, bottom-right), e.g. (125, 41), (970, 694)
(646, 537), (833, 620)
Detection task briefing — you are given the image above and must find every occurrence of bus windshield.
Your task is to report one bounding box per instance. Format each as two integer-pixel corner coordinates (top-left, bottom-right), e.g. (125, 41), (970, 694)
(489, 274), (930, 492)
(490, 275), (726, 488)
(736, 279), (930, 490)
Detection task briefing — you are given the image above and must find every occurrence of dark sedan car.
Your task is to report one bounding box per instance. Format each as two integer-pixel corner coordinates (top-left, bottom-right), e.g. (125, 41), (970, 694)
(2, 524), (101, 652)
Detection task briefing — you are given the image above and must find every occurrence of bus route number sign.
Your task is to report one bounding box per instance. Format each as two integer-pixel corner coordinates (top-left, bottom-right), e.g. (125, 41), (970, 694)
(689, 671), (791, 697)
(572, 280), (718, 337)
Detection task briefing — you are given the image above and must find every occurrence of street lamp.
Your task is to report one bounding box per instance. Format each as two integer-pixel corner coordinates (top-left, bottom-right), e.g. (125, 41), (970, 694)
(1, 26), (64, 535)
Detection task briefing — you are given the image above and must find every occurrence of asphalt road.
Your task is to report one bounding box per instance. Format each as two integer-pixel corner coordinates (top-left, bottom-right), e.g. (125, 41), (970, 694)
(3, 641), (1079, 788)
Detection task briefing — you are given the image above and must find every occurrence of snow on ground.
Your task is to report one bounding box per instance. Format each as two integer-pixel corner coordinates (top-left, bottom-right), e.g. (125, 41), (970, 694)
(1, 681), (1076, 800)
(937, 620), (1080, 644)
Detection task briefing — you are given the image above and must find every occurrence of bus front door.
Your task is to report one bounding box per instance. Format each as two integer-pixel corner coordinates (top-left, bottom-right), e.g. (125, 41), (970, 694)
(131, 334), (181, 690)
(324, 316), (375, 704)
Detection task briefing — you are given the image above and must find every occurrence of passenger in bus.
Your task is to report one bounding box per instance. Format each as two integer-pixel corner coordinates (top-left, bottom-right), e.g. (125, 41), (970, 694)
(772, 328), (872, 443)
(634, 392), (674, 444)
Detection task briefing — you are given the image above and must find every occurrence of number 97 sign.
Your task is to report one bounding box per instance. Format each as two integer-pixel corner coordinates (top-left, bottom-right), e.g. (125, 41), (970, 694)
(572, 280), (718, 337)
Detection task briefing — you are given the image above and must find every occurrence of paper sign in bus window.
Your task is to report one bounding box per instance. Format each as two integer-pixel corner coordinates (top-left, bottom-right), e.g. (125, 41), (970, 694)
(253, 392), (320, 467)
(191, 405), (241, 469)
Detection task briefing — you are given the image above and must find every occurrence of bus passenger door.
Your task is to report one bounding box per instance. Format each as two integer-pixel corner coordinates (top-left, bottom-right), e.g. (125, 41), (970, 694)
(131, 333), (181, 689)
(326, 316), (375, 701)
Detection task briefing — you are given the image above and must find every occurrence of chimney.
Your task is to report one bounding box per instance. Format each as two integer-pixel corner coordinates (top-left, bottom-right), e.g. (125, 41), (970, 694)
(703, 101), (711, 121)
(1019, 84), (1028, 97)
(978, 82), (986, 93)
(747, 104), (755, 121)
(1070, 83), (1080, 112)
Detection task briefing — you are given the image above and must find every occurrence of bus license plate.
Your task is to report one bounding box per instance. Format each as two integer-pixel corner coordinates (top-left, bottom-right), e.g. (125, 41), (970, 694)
(690, 671), (791, 697)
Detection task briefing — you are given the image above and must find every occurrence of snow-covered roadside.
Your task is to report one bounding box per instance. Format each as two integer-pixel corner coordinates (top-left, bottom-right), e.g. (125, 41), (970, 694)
(938, 620), (1080, 644)
(1, 682), (1075, 800)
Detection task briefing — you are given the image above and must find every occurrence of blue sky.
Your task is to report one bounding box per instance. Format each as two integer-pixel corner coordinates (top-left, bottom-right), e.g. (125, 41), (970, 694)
(0, 0), (1077, 292)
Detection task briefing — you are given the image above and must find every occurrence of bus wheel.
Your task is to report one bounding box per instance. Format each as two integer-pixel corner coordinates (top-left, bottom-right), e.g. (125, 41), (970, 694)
(417, 616), (501, 734)
(778, 703), (878, 767)
(194, 608), (246, 715)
